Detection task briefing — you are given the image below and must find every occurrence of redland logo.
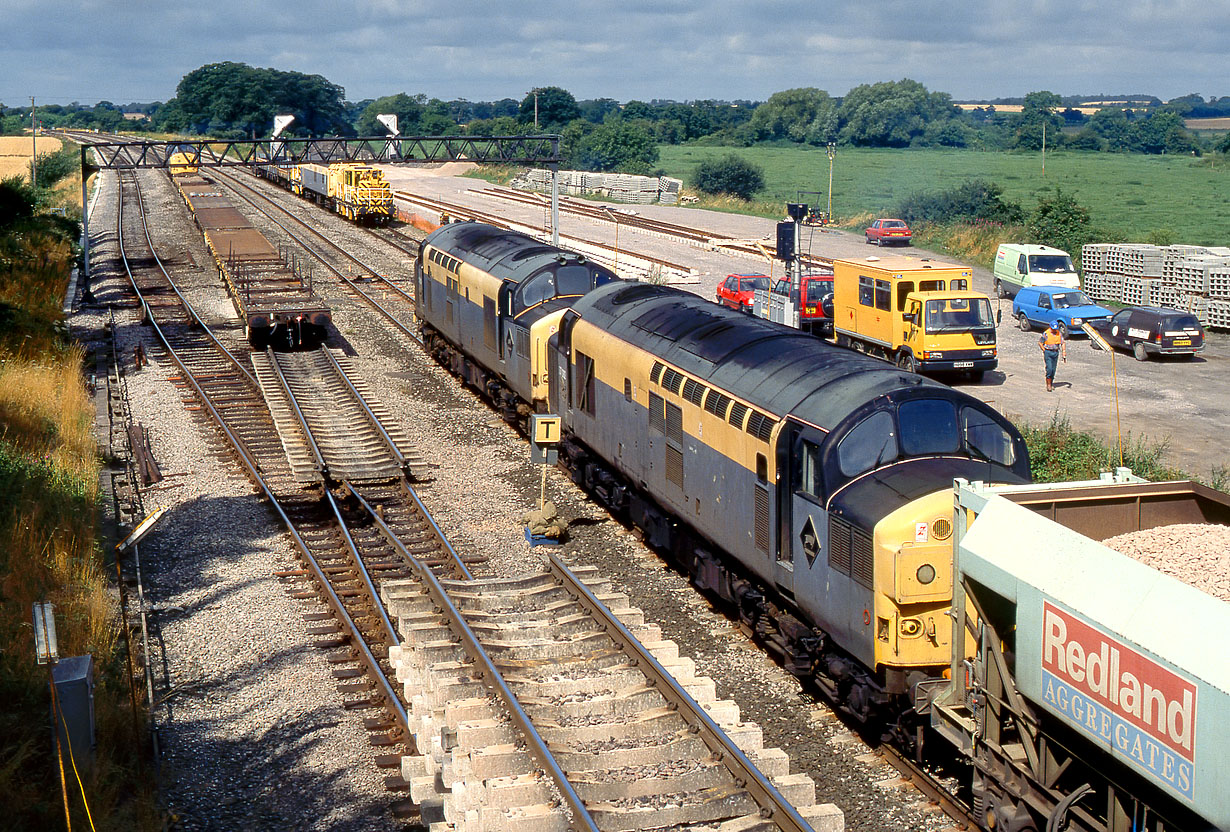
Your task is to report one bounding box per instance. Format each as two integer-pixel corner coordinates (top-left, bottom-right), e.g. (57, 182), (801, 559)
(1041, 602), (1197, 799)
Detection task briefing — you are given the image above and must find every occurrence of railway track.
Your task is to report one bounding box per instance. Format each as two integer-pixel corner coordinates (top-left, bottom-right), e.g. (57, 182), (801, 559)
(405, 183), (835, 273)
(382, 554), (837, 832)
(210, 166), (423, 342)
(115, 168), (464, 816)
(119, 166), (840, 829)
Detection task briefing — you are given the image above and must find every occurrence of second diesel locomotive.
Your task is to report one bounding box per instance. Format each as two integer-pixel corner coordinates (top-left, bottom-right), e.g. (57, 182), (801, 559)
(416, 222), (618, 419)
(416, 220), (1030, 733)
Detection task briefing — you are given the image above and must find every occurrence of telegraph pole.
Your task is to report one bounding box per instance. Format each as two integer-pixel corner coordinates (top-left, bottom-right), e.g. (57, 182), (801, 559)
(31, 97), (36, 188)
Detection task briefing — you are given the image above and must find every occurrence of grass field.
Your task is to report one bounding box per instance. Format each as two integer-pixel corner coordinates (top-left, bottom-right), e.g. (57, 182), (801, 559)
(658, 145), (1230, 245)
(0, 135), (62, 181)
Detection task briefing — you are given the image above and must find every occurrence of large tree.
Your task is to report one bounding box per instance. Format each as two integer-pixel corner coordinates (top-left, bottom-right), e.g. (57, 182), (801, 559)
(518, 87), (579, 129)
(747, 88), (836, 144)
(161, 62), (350, 137)
(837, 79), (958, 147)
(571, 120), (658, 174)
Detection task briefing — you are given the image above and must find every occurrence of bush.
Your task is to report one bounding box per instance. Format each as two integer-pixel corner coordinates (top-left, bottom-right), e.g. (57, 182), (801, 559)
(894, 178), (1024, 225)
(1020, 412), (1187, 483)
(692, 154), (765, 200)
(1026, 187), (1104, 264)
(32, 146), (79, 190)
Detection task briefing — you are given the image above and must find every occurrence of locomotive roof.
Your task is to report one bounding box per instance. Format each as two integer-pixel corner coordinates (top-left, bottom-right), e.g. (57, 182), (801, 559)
(424, 221), (588, 284)
(574, 282), (971, 432)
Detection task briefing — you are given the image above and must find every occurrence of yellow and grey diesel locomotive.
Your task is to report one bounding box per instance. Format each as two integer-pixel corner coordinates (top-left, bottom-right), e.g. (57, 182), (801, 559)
(415, 222), (618, 420)
(416, 222), (1030, 735)
(549, 281), (1030, 727)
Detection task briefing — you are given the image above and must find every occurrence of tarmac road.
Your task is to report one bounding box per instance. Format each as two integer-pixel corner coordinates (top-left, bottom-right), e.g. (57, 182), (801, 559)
(385, 168), (1228, 481)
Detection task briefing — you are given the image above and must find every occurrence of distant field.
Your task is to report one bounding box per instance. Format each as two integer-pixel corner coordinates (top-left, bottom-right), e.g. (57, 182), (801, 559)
(0, 135), (62, 181)
(658, 145), (1230, 245)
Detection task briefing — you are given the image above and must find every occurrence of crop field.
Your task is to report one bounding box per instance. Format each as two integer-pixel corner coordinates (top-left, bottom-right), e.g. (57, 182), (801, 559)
(658, 145), (1230, 245)
(0, 135), (61, 181)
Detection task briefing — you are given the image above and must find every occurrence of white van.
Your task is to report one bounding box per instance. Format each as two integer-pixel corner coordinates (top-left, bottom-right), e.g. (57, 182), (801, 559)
(992, 244), (1080, 297)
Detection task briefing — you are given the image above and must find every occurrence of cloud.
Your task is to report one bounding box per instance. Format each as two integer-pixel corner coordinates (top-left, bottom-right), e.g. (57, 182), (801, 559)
(0, 0), (1225, 105)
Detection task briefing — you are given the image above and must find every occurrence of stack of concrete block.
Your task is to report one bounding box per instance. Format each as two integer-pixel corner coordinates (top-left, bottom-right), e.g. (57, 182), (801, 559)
(515, 169), (682, 204)
(1206, 299), (1230, 330)
(1081, 242), (1230, 329)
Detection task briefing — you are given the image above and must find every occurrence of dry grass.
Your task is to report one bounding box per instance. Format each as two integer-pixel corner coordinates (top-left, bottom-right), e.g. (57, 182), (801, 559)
(0, 209), (159, 827)
(1185, 117), (1230, 130)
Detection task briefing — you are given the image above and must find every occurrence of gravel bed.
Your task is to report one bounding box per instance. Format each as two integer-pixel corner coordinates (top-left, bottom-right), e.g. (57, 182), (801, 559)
(1103, 523), (1230, 601)
(78, 166), (952, 831)
(75, 169), (399, 831)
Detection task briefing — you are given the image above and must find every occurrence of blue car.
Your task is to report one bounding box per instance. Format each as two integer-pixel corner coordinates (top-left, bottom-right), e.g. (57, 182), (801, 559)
(1011, 285), (1112, 338)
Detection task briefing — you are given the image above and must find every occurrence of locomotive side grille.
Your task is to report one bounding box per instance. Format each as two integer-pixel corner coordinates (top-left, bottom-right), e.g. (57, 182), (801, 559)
(649, 392), (665, 433)
(682, 378), (706, 406)
(851, 528), (874, 588)
(665, 445), (684, 488)
(650, 361), (664, 385)
(665, 402), (683, 445)
(754, 486), (770, 553)
(746, 410), (775, 442)
(728, 401), (749, 429)
(515, 328), (529, 358)
(829, 516), (851, 574)
(661, 368), (684, 395)
(704, 391), (732, 419)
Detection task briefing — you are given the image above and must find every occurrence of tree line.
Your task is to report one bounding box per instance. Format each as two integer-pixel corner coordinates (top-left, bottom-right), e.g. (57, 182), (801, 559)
(5, 63), (1229, 174)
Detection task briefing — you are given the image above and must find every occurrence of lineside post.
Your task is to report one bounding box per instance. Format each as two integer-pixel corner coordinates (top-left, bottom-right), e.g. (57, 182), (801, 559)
(81, 145), (91, 280)
(550, 161), (559, 246)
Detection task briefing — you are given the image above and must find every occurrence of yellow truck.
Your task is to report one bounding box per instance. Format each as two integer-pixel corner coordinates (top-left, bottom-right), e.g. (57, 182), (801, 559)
(832, 255), (997, 378)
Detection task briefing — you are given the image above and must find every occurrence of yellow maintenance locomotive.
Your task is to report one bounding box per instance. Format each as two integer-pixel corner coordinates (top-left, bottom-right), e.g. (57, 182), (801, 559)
(257, 161), (394, 225)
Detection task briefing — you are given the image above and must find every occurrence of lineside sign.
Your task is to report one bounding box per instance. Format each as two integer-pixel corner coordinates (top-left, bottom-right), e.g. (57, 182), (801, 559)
(1041, 601), (1197, 800)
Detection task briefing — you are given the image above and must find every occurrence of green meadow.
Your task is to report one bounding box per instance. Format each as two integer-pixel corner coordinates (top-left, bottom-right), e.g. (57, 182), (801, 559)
(658, 145), (1230, 246)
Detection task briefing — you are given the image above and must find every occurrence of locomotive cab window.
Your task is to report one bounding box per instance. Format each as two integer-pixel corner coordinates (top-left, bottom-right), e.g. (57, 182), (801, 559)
(555, 265), (593, 297)
(518, 271), (556, 310)
(837, 410), (897, 477)
(961, 407), (1016, 466)
(898, 399), (958, 455)
(793, 438), (824, 502)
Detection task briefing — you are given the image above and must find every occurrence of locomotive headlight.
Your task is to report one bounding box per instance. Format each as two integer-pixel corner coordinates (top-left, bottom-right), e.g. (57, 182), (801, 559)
(916, 563), (936, 585)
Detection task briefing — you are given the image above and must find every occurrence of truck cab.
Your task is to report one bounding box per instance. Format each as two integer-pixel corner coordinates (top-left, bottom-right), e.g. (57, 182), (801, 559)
(833, 255), (997, 378)
(755, 270), (835, 336)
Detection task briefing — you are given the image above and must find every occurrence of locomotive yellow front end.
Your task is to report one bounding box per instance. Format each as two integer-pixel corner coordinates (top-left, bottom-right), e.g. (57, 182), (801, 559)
(871, 489), (957, 674)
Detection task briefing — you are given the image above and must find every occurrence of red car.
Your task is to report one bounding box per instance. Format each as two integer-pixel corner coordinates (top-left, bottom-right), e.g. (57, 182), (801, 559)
(865, 218), (912, 246)
(716, 273), (770, 313)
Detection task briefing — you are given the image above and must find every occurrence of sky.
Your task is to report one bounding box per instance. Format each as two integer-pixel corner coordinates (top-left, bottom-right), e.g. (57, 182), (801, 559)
(2, 0), (1227, 107)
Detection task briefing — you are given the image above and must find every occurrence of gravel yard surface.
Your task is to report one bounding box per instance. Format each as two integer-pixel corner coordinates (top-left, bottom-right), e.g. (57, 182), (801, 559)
(1103, 524), (1230, 601)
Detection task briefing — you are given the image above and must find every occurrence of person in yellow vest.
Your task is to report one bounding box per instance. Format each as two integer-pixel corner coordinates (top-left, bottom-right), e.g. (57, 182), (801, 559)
(1039, 320), (1067, 392)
